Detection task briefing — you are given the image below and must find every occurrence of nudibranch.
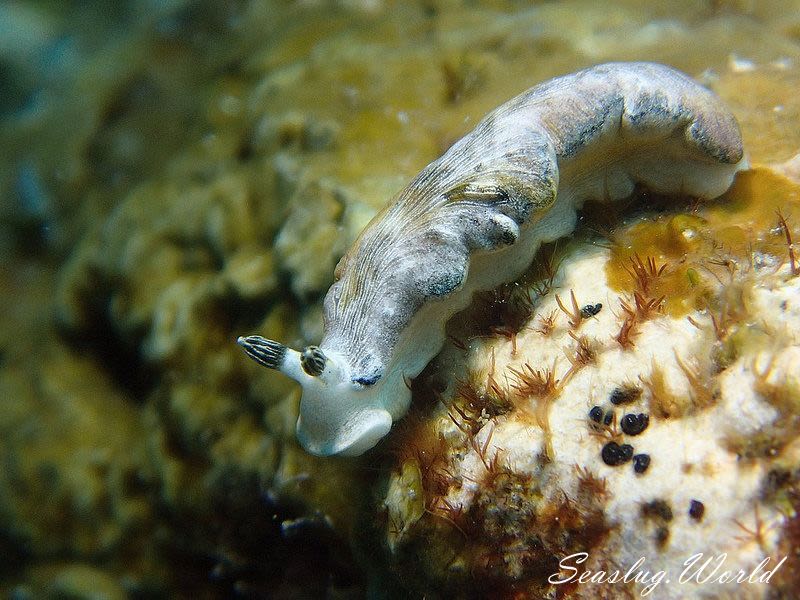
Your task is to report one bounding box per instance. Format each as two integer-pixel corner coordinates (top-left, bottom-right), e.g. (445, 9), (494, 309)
(238, 62), (746, 456)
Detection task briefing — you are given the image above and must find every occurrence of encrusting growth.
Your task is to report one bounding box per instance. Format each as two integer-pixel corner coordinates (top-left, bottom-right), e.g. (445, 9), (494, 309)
(381, 161), (800, 597)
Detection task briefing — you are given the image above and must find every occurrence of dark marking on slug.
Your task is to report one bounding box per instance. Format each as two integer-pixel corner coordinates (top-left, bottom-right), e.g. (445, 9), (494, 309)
(558, 94), (622, 158)
(624, 89), (677, 131)
(301, 346), (327, 376)
(237, 336), (287, 370)
(354, 374), (380, 386)
(444, 182), (509, 204)
(687, 118), (744, 164)
(424, 270), (465, 297)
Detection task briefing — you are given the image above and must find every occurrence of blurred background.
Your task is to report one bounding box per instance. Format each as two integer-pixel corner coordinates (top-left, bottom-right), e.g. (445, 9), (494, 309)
(1, 0), (799, 597)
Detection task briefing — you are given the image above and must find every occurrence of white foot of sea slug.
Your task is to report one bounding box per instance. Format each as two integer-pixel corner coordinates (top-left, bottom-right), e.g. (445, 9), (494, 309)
(238, 62), (747, 457)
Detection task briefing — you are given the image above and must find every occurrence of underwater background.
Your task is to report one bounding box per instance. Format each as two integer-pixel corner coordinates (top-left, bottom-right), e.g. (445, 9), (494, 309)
(2, 0), (800, 598)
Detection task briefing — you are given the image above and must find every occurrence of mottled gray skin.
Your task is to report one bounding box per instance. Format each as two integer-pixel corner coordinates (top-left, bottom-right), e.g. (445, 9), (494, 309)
(324, 61), (743, 387)
(239, 62), (745, 456)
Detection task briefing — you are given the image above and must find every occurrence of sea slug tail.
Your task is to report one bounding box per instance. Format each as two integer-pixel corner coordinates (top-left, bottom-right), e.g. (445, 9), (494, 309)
(683, 101), (745, 166)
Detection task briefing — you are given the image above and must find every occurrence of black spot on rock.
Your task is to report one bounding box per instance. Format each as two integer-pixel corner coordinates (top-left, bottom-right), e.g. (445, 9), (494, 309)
(602, 442), (633, 466)
(633, 454), (650, 474)
(688, 500), (705, 521)
(609, 385), (642, 405)
(621, 413), (649, 436)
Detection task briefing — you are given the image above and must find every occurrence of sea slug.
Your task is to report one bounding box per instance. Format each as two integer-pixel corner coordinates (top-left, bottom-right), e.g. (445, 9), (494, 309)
(238, 62), (746, 456)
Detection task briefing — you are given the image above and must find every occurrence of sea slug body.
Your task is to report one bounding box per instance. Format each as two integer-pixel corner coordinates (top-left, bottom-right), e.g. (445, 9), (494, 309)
(238, 61), (746, 457)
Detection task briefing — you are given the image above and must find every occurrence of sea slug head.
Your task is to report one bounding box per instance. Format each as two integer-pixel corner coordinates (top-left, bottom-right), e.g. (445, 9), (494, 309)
(237, 335), (393, 456)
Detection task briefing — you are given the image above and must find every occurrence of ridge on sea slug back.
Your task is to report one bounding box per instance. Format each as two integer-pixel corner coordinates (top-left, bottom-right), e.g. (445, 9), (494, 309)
(238, 61), (746, 457)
